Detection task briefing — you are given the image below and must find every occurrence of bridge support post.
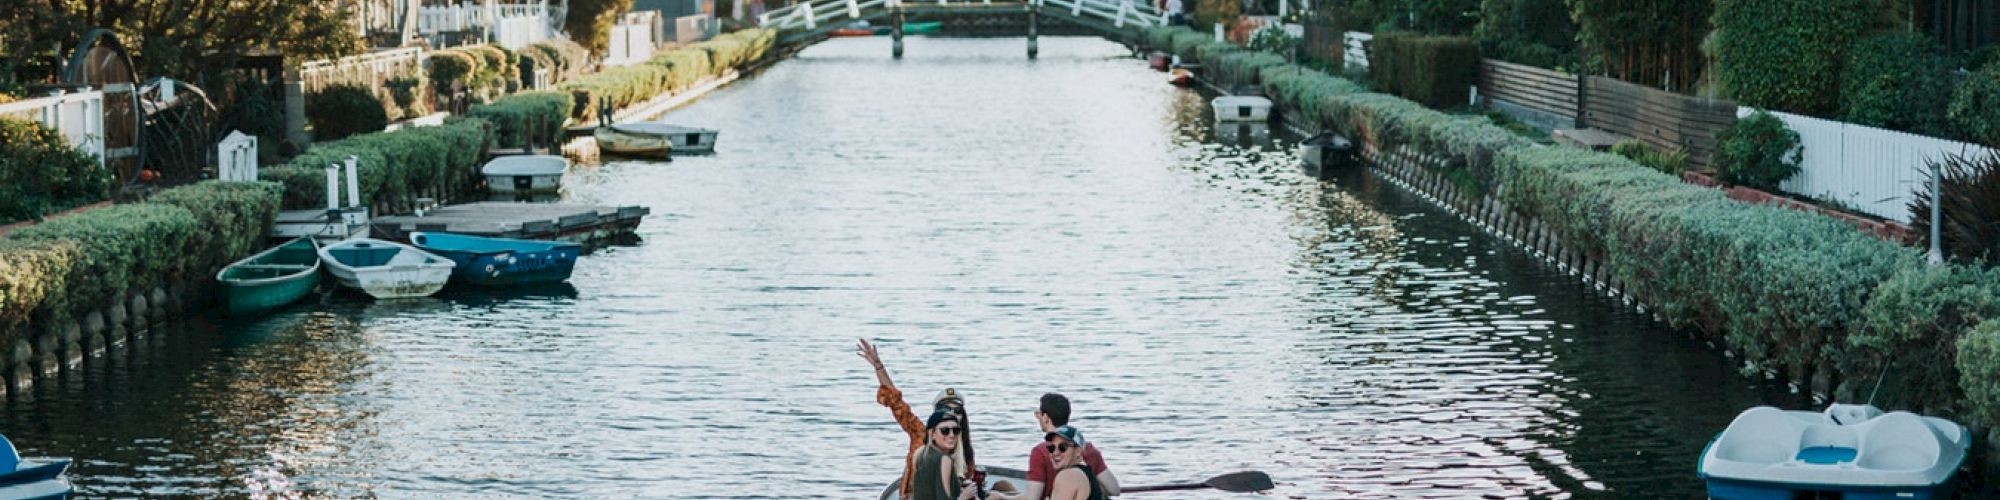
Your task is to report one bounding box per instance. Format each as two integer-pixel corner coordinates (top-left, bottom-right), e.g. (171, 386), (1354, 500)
(891, 9), (906, 58)
(1026, 5), (1039, 59)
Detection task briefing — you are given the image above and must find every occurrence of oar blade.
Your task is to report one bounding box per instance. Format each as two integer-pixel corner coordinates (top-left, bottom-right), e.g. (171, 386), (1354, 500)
(1203, 471), (1274, 492)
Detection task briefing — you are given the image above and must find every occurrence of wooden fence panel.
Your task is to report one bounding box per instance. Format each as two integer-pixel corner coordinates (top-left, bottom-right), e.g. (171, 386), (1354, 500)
(1583, 76), (1735, 168)
(1477, 58), (1578, 119)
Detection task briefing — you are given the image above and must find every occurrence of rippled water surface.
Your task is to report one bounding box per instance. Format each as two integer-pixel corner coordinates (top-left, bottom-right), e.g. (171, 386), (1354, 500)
(8, 37), (1833, 498)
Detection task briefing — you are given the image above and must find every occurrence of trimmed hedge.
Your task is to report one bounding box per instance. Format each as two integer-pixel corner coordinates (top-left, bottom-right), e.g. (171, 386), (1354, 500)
(467, 91), (574, 149)
(1949, 66), (2000, 147)
(557, 64), (676, 124)
(1839, 33), (1955, 137)
(1712, 0), (1878, 115)
(554, 29), (780, 124)
(428, 50), (482, 93)
(1846, 264), (2000, 414)
(690, 29), (777, 70)
(0, 239), (80, 338)
(1715, 110), (1802, 191)
(1366, 32), (1480, 109)
(1957, 319), (2000, 425)
(648, 49), (713, 91)
(526, 39), (591, 83)
(147, 181), (285, 277)
(0, 117), (112, 224)
(262, 118), (493, 210)
(305, 84), (390, 141)
(8, 204), (200, 318)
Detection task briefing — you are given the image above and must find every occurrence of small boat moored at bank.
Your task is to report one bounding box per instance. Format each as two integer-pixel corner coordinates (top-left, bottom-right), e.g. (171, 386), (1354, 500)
(0, 434), (72, 500)
(410, 232), (582, 287)
(1698, 404), (1968, 500)
(318, 238), (455, 299)
(594, 123), (673, 158)
(1299, 131), (1358, 180)
(1169, 66), (1194, 87)
(482, 155), (568, 194)
(1212, 95), (1272, 122)
(604, 123), (721, 154)
(216, 237), (322, 318)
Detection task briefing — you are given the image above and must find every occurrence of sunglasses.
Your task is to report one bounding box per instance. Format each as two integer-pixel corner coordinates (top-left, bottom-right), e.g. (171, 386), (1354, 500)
(1045, 442), (1076, 454)
(934, 426), (962, 436)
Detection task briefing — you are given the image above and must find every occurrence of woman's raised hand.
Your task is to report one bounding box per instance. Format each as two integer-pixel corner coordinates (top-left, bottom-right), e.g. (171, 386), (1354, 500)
(856, 338), (885, 370)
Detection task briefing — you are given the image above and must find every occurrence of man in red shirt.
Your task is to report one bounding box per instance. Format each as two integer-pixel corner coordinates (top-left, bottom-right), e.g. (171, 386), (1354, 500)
(991, 393), (1120, 499)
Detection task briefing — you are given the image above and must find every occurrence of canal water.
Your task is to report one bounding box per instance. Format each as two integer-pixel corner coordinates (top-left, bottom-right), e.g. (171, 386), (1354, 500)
(8, 37), (1824, 498)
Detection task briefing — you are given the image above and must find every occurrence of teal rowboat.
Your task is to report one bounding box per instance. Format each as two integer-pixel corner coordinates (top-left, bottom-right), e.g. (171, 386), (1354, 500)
(216, 237), (322, 317)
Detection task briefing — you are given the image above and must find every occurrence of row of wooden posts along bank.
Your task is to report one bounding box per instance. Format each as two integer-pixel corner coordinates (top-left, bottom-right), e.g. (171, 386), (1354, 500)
(1110, 33), (1855, 400)
(0, 32), (799, 402)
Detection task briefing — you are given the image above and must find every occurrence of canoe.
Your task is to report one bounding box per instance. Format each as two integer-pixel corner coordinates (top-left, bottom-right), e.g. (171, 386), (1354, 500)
(1212, 95), (1273, 122)
(605, 123), (720, 154)
(409, 232), (582, 287)
(830, 28), (877, 37)
(317, 238), (455, 299)
(1299, 131), (1357, 179)
(874, 21), (942, 35)
(482, 155), (567, 194)
(0, 434), (72, 500)
(216, 237), (322, 317)
(1698, 404), (1968, 500)
(594, 125), (672, 158)
(878, 465), (1026, 500)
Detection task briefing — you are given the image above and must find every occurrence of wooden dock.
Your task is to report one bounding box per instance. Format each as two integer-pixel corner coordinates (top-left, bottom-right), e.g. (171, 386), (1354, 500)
(370, 202), (650, 250)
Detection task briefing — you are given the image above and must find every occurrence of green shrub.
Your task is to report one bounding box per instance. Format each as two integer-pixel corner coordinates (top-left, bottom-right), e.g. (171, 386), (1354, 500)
(147, 181), (284, 276)
(1247, 25), (1300, 60)
(1367, 32), (1480, 108)
(1475, 0), (1577, 68)
(7, 203), (199, 313)
(1839, 33), (1955, 136)
(218, 78), (288, 160)
(262, 118), (493, 210)
(1610, 140), (1689, 175)
(467, 91), (574, 148)
(1258, 63), (1369, 120)
(1714, 110), (1801, 191)
(0, 239), (80, 336)
(0, 117), (111, 224)
(1908, 151), (2000, 263)
(1713, 0), (1878, 115)
(1956, 319), (2000, 425)
(556, 64), (675, 123)
(1845, 264), (2000, 413)
(1213, 50), (1287, 86)
(1968, 45), (2000, 72)
(1949, 66), (2000, 147)
(1170, 31), (1213, 61)
(385, 76), (427, 121)
(306, 84), (389, 141)
(648, 48), (714, 91)
(428, 50), (481, 93)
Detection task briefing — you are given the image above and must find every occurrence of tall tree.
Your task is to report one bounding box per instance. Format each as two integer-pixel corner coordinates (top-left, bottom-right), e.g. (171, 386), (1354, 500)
(565, 0), (637, 56)
(1566, 0), (1711, 92)
(0, 0), (362, 84)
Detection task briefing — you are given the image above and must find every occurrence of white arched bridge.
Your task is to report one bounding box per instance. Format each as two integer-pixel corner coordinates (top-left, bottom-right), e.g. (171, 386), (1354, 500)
(758, 0), (1171, 57)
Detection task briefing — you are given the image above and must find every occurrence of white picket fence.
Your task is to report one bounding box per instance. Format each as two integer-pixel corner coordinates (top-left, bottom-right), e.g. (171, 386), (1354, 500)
(604, 12), (660, 67)
(0, 91), (106, 166)
(298, 47), (426, 94)
(1345, 31), (1372, 69)
(418, 2), (557, 49)
(1751, 108), (1997, 223)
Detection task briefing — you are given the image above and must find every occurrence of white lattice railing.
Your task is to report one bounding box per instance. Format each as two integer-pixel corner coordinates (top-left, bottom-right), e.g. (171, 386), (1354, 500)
(759, 0), (1167, 32)
(298, 47), (425, 94)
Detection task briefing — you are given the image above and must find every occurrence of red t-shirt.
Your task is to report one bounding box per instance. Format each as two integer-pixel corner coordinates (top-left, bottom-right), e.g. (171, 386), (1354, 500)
(1026, 442), (1107, 499)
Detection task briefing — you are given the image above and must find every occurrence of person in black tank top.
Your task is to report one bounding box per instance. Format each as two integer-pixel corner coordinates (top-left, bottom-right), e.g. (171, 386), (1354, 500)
(1044, 426), (1107, 500)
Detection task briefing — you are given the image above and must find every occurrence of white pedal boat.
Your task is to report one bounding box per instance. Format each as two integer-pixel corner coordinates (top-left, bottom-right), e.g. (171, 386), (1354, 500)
(1211, 95), (1272, 122)
(1698, 404), (1968, 500)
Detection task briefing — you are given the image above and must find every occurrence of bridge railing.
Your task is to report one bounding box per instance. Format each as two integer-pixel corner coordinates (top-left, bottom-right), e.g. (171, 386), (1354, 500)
(761, 0), (1166, 32)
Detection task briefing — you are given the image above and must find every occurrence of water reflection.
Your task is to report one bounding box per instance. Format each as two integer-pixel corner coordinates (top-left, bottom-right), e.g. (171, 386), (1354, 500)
(6, 36), (1823, 498)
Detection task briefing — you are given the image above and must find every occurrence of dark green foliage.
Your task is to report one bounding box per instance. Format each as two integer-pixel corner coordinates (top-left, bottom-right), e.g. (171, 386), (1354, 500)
(1714, 110), (1802, 191)
(428, 50), (482, 93)
(1956, 319), (2000, 425)
(1367, 32), (1480, 108)
(1474, 0), (1576, 68)
(1713, 0), (1879, 115)
(306, 84), (389, 141)
(262, 118), (493, 211)
(1403, 0), (1481, 34)
(564, 0), (638, 55)
(557, 64), (675, 123)
(1840, 33), (1955, 136)
(1968, 45), (2000, 71)
(554, 28), (776, 123)
(216, 78), (288, 160)
(1611, 140), (1689, 175)
(385, 77), (427, 120)
(1908, 151), (2000, 264)
(1568, 0), (1710, 91)
(0, 118), (112, 224)
(1949, 66), (2000, 147)
(8, 204), (199, 314)
(146, 181), (284, 278)
(467, 92), (575, 148)
(1845, 264), (2000, 415)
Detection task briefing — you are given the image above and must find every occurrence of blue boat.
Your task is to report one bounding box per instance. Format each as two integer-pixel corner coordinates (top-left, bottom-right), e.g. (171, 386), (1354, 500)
(0, 434), (72, 500)
(409, 232), (582, 286)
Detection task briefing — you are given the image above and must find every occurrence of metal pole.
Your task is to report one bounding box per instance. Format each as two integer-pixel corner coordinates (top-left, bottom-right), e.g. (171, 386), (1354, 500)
(1027, 4), (1039, 59)
(1928, 161), (1943, 266)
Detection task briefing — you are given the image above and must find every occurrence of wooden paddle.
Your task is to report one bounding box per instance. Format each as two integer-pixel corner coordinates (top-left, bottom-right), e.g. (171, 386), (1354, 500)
(980, 466), (1273, 494)
(1120, 471), (1275, 493)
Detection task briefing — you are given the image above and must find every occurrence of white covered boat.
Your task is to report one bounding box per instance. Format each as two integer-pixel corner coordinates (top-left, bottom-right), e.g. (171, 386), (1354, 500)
(1698, 404), (1968, 500)
(482, 155), (567, 194)
(317, 238), (456, 299)
(595, 122), (719, 156)
(1212, 95), (1272, 122)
